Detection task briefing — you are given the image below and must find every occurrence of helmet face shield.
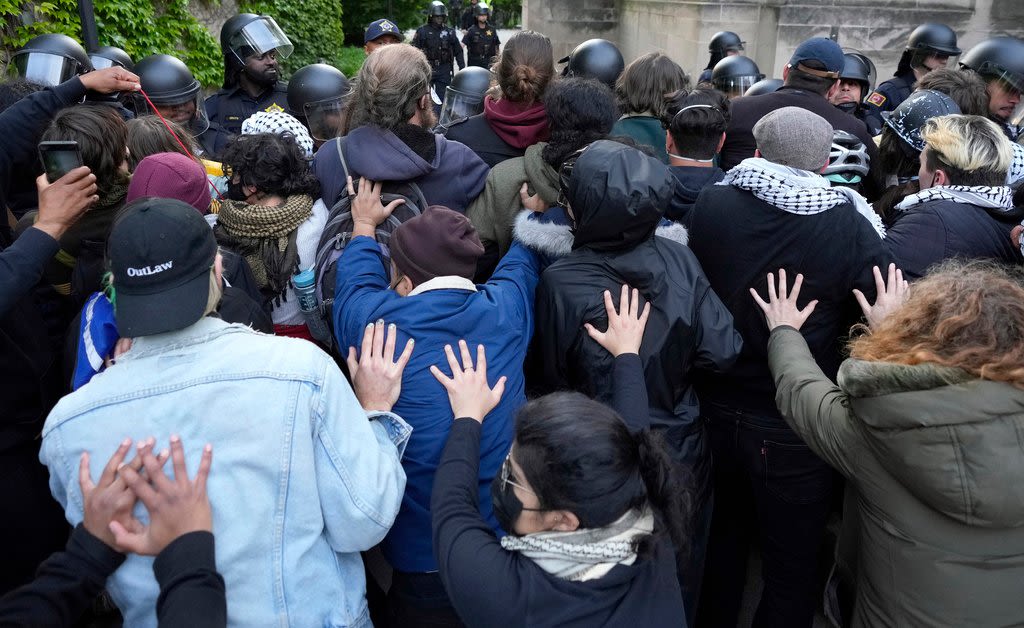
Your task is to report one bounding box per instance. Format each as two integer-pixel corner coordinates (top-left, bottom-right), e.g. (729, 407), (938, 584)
(144, 91), (210, 135)
(12, 52), (78, 86)
(303, 97), (346, 141)
(89, 55), (117, 70)
(229, 17), (293, 63)
(435, 89), (484, 132)
(714, 75), (760, 99)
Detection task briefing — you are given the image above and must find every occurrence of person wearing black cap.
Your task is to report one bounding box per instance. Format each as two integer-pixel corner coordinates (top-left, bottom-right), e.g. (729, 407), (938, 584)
(39, 196), (412, 628)
(861, 23), (962, 135)
(719, 37), (881, 199)
(698, 31), (745, 84)
(364, 17), (404, 55)
(334, 181), (544, 627)
(205, 14), (292, 146)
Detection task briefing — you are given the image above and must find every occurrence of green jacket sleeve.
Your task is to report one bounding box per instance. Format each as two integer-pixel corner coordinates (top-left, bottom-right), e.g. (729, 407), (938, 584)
(768, 325), (860, 478)
(466, 159), (527, 256)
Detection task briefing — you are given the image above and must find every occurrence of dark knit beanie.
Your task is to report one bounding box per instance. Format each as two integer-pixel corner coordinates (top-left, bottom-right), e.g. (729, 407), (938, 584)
(390, 205), (484, 286)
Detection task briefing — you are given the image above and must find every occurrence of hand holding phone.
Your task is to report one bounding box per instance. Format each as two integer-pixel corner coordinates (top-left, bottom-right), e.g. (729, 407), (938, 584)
(34, 167), (98, 241)
(39, 140), (84, 183)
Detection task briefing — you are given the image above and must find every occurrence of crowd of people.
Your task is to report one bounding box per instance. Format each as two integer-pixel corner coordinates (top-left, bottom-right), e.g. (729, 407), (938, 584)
(2, 6), (1024, 628)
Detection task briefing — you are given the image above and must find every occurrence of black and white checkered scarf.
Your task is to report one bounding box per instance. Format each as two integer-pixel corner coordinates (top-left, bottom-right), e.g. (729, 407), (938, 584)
(720, 158), (886, 238)
(895, 185), (1015, 214)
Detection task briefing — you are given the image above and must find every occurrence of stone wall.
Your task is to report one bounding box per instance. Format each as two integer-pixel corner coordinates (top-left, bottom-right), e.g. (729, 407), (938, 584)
(526, 0), (1024, 86)
(190, 0), (240, 46)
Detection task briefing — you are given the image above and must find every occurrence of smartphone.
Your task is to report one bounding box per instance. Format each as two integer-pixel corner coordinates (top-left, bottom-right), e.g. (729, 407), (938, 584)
(39, 140), (84, 183)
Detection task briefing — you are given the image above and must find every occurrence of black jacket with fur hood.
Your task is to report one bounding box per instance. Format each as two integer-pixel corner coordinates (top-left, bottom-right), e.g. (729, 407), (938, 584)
(522, 140), (743, 477)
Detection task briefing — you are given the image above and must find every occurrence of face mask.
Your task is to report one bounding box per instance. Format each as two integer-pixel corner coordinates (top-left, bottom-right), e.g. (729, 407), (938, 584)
(490, 477), (522, 534)
(226, 179), (247, 201)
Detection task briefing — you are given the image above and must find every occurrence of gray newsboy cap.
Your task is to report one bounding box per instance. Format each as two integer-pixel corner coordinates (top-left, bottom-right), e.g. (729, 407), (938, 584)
(753, 106), (834, 172)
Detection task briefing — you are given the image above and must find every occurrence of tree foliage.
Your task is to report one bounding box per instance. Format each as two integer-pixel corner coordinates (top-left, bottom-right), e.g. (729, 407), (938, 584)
(238, 0), (345, 77)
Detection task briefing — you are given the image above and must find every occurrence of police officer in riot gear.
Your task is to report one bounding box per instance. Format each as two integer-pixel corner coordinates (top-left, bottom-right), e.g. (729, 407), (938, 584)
(435, 65), (491, 133)
(698, 31), (744, 84)
(460, 0), (478, 30)
(412, 1), (465, 114)
(463, 3), (500, 68)
(831, 51), (876, 130)
(711, 55), (764, 99)
(11, 33), (92, 86)
(559, 38), (624, 88)
(861, 23), (961, 134)
(135, 54), (227, 158)
(287, 63), (349, 147)
(744, 78), (783, 97)
(205, 14), (292, 142)
(960, 36), (1024, 141)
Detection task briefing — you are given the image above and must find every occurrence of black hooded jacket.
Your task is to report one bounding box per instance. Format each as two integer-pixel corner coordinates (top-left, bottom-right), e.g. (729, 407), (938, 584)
(528, 140), (743, 470)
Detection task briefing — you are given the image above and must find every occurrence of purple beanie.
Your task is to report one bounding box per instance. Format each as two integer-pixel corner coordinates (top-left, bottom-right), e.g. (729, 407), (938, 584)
(127, 152), (211, 214)
(390, 206), (484, 285)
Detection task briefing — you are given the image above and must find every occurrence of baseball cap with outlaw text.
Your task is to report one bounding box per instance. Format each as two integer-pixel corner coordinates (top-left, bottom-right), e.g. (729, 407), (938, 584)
(108, 197), (218, 337)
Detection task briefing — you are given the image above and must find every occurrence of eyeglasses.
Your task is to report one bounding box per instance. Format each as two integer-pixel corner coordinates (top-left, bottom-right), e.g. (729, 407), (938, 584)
(499, 451), (545, 511)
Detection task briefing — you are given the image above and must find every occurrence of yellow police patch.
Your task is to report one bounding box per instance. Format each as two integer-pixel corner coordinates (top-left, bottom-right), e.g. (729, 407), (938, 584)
(486, 30), (492, 36)
(866, 92), (886, 107)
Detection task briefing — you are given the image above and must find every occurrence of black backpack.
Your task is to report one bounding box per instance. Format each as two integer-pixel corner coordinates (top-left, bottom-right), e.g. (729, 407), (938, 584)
(311, 137), (428, 349)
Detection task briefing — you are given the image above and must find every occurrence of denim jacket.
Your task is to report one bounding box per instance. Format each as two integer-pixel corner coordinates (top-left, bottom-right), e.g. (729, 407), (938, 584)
(40, 317), (411, 627)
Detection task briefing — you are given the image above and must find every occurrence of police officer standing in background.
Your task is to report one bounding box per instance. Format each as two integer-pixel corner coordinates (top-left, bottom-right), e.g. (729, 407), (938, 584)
(206, 14), (293, 145)
(698, 31), (745, 84)
(412, 1), (465, 115)
(463, 3), (500, 69)
(861, 23), (961, 134)
(460, 0), (478, 31)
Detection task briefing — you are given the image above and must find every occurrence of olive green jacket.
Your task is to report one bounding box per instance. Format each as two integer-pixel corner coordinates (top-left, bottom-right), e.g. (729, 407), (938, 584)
(768, 326), (1024, 628)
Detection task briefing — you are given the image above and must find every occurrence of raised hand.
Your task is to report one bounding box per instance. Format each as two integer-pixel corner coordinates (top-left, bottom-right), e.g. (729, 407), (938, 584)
(111, 436), (213, 556)
(347, 320), (415, 412)
(852, 263), (910, 329)
(430, 340), (507, 423)
(584, 284), (651, 357)
(750, 269), (818, 331)
(349, 176), (406, 231)
(79, 66), (141, 94)
(34, 167), (98, 240)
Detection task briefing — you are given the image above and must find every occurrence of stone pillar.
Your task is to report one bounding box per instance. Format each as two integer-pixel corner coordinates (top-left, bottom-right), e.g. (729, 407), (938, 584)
(522, 0), (618, 62)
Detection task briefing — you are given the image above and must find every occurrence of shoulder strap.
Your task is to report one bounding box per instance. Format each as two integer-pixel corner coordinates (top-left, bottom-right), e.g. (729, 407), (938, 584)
(335, 136), (351, 183)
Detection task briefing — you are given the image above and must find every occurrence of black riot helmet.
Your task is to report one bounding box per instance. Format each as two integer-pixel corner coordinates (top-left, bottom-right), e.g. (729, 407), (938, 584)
(884, 89), (960, 153)
(705, 31), (745, 71)
(11, 33), (92, 86)
(711, 55), (763, 99)
(558, 39), (625, 89)
(896, 23), (961, 76)
(288, 63), (350, 141)
(960, 36), (1024, 94)
(436, 66), (491, 132)
(220, 13), (293, 88)
(839, 51), (875, 94)
(134, 54), (209, 134)
(429, 1), (449, 17)
(473, 2), (490, 17)
(743, 77), (783, 97)
(90, 46), (134, 71)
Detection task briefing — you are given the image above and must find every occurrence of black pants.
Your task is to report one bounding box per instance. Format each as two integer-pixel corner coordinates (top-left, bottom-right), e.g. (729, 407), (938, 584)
(698, 403), (833, 628)
(387, 570), (464, 628)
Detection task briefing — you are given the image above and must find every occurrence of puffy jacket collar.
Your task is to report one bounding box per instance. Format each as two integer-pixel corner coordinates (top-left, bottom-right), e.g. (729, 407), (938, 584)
(514, 209), (688, 258)
(840, 358), (1024, 527)
(568, 140), (675, 253)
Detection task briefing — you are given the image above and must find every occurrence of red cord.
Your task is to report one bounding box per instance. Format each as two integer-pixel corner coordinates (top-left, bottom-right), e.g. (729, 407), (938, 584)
(137, 88), (226, 202)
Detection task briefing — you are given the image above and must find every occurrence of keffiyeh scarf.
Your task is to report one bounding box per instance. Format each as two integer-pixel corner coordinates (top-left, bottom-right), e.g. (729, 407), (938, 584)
(719, 158), (886, 237)
(242, 110), (315, 160)
(500, 507), (654, 582)
(894, 185), (1015, 214)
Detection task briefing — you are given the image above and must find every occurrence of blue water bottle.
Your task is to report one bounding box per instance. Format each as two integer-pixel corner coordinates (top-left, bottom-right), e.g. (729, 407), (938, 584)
(292, 267), (332, 344)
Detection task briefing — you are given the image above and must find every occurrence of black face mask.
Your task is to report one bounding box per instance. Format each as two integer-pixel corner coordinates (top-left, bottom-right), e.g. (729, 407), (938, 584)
(226, 179), (247, 202)
(490, 476), (522, 534)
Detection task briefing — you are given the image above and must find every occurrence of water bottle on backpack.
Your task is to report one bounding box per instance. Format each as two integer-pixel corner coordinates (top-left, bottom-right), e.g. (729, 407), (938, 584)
(292, 267), (332, 345)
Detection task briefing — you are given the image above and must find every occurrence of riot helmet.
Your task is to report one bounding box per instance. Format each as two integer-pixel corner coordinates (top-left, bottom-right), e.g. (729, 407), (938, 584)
(896, 23), (961, 76)
(134, 54), (209, 135)
(90, 46), (134, 71)
(824, 130), (870, 186)
(559, 39), (625, 89)
(436, 66), (491, 132)
(709, 31), (745, 57)
(960, 36), (1024, 95)
(11, 34), (92, 86)
(743, 78), (783, 97)
(221, 14), (293, 66)
(839, 52), (874, 93)
(883, 89), (960, 153)
(711, 55), (763, 99)
(288, 63), (350, 141)
(474, 2), (490, 17)
(429, 1), (449, 17)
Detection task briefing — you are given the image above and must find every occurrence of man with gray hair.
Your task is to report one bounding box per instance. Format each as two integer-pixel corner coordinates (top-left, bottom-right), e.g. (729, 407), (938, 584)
(312, 43), (488, 213)
(687, 106), (891, 627)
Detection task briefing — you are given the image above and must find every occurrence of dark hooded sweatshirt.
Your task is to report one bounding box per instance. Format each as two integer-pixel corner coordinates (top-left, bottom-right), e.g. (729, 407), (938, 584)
(528, 140), (743, 477)
(445, 97), (550, 168)
(667, 166), (725, 226)
(313, 123), (489, 212)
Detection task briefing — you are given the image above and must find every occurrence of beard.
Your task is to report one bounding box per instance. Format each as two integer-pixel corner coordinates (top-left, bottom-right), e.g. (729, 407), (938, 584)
(244, 65), (278, 88)
(416, 103), (438, 130)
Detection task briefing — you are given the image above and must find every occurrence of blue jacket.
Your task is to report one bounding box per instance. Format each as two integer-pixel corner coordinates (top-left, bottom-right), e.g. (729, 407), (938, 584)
(334, 236), (541, 572)
(41, 317), (410, 627)
(313, 125), (489, 214)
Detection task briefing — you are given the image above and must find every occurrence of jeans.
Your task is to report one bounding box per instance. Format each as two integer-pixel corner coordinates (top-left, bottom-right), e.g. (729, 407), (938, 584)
(698, 403), (833, 628)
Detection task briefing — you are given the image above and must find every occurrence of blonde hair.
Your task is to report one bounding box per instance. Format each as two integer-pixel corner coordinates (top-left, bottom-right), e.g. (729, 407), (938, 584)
(921, 114), (1012, 184)
(203, 266), (223, 316)
(849, 260), (1024, 388)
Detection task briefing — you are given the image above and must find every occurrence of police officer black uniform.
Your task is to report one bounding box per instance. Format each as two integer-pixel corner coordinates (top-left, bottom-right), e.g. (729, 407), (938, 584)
(205, 14), (293, 145)
(833, 52), (876, 132)
(462, 4), (499, 68)
(861, 23), (961, 135)
(412, 1), (465, 111)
